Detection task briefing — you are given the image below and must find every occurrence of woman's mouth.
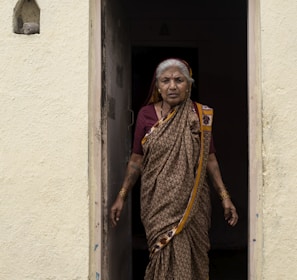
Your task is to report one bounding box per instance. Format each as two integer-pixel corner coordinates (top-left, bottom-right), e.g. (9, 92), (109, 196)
(168, 93), (179, 98)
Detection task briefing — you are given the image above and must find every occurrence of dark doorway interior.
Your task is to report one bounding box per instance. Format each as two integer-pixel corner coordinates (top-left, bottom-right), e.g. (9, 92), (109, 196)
(122, 0), (248, 279)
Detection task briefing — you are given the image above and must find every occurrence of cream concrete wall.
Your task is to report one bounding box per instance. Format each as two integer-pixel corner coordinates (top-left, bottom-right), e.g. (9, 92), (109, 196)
(260, 0), (297, 279)
(0, 1), (90, 279)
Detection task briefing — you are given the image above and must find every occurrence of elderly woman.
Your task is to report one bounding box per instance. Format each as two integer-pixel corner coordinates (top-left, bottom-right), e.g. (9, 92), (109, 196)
(110, 58), (238, 279)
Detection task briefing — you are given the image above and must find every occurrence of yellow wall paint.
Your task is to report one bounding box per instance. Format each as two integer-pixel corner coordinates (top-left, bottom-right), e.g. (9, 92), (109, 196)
(0, 1), (90, 279)
(261, 0), (297, 279)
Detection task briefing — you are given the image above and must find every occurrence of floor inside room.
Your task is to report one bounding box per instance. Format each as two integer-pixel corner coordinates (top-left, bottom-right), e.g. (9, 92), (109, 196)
(209, 248), (247, 280)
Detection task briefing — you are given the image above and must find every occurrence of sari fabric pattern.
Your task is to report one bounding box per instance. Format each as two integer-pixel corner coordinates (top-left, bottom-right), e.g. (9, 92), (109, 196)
(141, 98), (213, 280)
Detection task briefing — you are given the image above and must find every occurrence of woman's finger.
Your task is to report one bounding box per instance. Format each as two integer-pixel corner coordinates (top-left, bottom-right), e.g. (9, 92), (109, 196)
(110, 209), (118, 227)
(110, 208), (122, 227)
(229, 209), (238, 226)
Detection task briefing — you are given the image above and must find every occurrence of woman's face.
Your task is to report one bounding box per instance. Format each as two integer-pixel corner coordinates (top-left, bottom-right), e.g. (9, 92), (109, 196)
(156, 66), (191, 107)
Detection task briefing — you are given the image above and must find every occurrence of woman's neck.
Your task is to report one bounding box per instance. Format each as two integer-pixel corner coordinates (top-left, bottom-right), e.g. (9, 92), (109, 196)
(160, 100), (171, 118)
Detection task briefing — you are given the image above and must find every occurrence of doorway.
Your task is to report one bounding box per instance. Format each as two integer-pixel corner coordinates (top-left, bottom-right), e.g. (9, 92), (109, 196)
(98, 0), (248, 279)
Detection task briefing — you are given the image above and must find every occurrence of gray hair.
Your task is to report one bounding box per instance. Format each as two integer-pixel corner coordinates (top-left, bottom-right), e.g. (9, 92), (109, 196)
(155, 59), (194, 84)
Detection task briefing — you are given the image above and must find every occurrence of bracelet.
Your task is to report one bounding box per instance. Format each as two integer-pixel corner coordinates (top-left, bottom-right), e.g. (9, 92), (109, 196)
(220, 190), (230, 201)
(118, 187), (128, 201)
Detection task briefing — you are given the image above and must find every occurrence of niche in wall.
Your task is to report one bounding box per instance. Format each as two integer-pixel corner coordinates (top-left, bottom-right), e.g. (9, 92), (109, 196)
(13, 0), (40, 34)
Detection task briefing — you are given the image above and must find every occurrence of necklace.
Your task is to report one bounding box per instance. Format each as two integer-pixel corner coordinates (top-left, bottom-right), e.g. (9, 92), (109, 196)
(160, 100), (164, 118)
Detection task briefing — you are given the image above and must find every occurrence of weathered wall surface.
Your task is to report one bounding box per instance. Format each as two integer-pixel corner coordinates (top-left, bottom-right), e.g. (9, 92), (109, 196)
(0, 1), (90, 279)
(261, 0), (297, 278)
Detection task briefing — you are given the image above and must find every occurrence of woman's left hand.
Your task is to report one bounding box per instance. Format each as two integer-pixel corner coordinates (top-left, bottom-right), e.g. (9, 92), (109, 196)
(222, 198), (238, 226)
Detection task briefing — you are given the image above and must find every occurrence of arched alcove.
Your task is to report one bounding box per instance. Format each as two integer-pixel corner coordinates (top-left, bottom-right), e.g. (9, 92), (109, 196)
(13, 0), (40, 34)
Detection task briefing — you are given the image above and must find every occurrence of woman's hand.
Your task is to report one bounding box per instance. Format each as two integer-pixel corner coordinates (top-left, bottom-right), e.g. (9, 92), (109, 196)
(110, 196), (125, 228)
(109, 153), (143, 228)
(222, 198), (238, 226)
(110, 153), (143, 227)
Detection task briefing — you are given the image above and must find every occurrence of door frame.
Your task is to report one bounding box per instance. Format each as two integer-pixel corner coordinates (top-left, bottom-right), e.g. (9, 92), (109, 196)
(89, 0), (103, 279)
(88, 0), (263, 279)
(248, 0), (263, 279)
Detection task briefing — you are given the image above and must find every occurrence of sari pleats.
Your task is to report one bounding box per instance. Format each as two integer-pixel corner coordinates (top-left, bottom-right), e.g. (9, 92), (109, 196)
(144, 180), (211, 280)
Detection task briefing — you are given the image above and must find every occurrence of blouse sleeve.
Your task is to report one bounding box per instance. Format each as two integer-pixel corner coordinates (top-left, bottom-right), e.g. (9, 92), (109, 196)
(132, 108), (146, 155)
(209, 135), (216, 154)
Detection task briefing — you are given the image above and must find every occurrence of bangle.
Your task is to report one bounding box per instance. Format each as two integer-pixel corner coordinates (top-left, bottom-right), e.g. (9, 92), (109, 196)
(220, 190), (230, 201)
(118, 188), (128, 201)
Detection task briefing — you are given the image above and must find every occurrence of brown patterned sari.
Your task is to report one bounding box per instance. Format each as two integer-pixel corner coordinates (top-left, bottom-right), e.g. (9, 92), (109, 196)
(141, 98), (213, 280)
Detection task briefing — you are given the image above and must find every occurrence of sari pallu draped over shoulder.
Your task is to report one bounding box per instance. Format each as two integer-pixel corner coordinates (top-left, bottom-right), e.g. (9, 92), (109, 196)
(141, 98), (213, 280)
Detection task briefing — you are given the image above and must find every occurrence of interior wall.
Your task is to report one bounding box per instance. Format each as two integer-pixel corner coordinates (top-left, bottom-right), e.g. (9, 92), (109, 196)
(198, 21), (248, 249)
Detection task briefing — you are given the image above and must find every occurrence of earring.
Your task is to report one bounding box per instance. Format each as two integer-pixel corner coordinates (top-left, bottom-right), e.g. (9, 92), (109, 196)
(158, 89), (161, 93)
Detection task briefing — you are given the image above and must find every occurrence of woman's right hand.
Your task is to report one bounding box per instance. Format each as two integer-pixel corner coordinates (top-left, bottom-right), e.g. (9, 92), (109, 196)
(109, 153), (143, 228)
(110, 196), (125, 227)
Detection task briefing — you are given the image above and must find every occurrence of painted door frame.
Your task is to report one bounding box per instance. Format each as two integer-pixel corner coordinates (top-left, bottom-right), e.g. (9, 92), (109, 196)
(89, 0), (132, 279)
(89, 0), (103, 279)
(248, 0), (263, 279)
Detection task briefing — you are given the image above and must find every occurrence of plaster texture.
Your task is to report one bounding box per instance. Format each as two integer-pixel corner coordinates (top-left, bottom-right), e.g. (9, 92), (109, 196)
(0, 1), (90, 279)
(261, 0), (297, 279)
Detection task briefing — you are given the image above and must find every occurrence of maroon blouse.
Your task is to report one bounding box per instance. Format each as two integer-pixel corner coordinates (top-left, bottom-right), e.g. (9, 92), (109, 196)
(132, 103), (216, 155)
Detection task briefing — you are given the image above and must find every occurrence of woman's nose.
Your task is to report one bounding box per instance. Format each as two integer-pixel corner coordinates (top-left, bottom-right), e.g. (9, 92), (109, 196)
(169, 80), (177, 89)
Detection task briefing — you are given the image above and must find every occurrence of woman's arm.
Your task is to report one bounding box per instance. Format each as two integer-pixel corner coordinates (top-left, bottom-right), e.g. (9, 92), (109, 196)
(110, 153), (143, 227)
(207, 153), (238, 226)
